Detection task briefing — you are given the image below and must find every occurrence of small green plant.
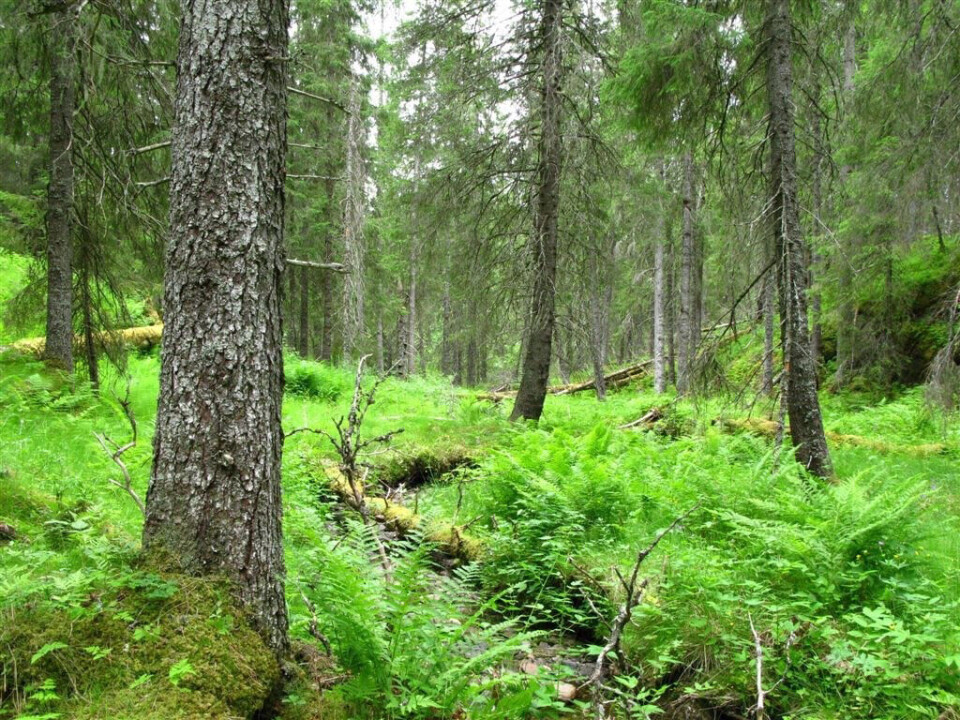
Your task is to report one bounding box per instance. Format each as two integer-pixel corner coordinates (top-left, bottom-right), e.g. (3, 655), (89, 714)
(167, 658), (196, 687)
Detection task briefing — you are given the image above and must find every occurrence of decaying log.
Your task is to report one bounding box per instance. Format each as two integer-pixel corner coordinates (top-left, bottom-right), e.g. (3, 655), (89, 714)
(320, 461), (481, 562)
(8, 324), (164, 357)
(477, 360), (652, 403)
(618, 407), (664, 430)
(718, 418), (949, 457)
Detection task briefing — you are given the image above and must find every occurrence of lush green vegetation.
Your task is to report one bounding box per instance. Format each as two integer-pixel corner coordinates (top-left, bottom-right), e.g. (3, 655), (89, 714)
(2, 344), (958, 719)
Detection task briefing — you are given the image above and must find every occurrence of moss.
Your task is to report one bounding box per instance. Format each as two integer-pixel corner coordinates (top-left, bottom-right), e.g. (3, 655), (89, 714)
(377, 446), (476, 489)
(1, 569), (279, 720)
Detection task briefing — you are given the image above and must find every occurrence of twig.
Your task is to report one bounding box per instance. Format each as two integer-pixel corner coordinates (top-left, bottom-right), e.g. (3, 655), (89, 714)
(94, 387), (145, 515)
(581, 504), (701, 716)
(749, 614), (806, 718)
(298, 584), (332, 656)
(286, 258), (347, 272)
(287, 86), (349, 113)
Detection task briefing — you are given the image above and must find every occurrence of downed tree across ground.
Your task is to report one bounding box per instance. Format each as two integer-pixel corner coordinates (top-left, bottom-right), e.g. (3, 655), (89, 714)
(477, 359), (652, 402)
(6, 324), (164, 357)
(716, 417), (950, 457)
(318, 459), (482, 562)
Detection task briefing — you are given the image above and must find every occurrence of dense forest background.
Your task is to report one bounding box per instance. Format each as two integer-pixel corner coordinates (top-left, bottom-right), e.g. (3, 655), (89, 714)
(1, 0), (959, 719)
(1, 0), (957, 396)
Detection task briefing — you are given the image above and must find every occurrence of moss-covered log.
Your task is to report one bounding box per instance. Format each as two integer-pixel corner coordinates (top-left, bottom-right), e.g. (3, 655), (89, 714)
(9, 324), (164, 357)
(321, 462), (482, 562)
(718, 418), (949, 457)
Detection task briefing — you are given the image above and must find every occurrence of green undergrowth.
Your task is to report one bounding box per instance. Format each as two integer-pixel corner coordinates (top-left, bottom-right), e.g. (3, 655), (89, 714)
(2, 351), (959, 718)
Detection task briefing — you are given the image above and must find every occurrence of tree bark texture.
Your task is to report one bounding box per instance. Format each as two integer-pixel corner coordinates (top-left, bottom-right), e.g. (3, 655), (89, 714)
(653, 236), (666, 393)
(298, 263), (309, 356)
(143, 0), (290, 655)
(320, 174), (336, 360)
(342, 81), (365, 361)
(677, 151), (695, 394)
(766, 0), (832, 478)
(44, 4), (78, 373)
(510, 0), (563, 422)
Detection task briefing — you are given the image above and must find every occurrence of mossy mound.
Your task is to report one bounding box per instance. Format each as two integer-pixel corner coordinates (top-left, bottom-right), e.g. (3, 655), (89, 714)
(377, 446), (476, 489)
(1, 568), (280, 719)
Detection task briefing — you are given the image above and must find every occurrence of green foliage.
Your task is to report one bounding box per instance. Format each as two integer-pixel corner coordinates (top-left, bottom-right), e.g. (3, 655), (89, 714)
(1, 355), (958, 719)
(292, 525), (553, 719)
(284, 355), (352, 401)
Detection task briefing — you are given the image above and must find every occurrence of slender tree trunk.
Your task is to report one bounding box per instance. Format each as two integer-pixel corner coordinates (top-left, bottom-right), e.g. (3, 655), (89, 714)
(666, 232), (677, 387)
(44, 4), (78, 373)
(766, 0), (832, 478)
(143, 0), (290, 655)
(298, 264), (309, 357)
(677, 151), (695, 394)
(406, 252), (418, 377)
(441, 281), (453, 376)
(653, 237), (666, 393)
(376, 309), (385, 373)
(762, 266), (775, 396)
(510, 0), (563, 422)
(810, 98), (823, 367)
(79, 264), (99, 392)
(342, 82), (365, 361)
(320, 175), (336, 361)
(836, 13), (857, 386)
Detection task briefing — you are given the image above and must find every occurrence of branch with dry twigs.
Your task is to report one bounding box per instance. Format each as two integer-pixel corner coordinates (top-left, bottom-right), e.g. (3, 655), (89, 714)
(581, 504), (701, 719)
(93, 385), (144, 515)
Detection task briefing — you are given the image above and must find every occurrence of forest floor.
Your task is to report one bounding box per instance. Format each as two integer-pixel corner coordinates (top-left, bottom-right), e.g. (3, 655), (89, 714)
(1, 351), (959, 719)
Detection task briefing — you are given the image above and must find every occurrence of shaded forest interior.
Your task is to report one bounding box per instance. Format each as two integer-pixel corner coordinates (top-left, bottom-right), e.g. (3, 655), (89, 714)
(1, 0), (960, 719)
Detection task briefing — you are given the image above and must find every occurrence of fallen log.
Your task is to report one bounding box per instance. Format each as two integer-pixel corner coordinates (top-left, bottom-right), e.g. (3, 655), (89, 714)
(619, 407), (664, 430)
(717, 418), (950, 457)
(8, 324), (164, 357)
(321, 461), (482, 562)
(477, 359), (652, 402)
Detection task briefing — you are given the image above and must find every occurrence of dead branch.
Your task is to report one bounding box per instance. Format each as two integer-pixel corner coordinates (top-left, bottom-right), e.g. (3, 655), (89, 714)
(93, 387), (145, 515)
(298, 584), (332, 656)
(287, 86), (350, 113)
(581, 504), (701, 718)
(128, 139), (171, 155)
(749, 614), (806, 719)
(286, 258), (347, 273)
(286, 174), (344, 181)
(619, 406), (665, 430)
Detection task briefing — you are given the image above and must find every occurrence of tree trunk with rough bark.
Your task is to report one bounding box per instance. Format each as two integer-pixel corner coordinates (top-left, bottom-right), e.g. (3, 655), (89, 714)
(143, 0), (290, 656)
(510, 0), (564, 422)
(653, 236), (666, 393)
(319, 174), (336, 361)
(766, 0), (832, 478)
(677, 151), (695, 394)
(298, 264), (309, 357)
(342, 81), (365, 361)
(44, 4), (78, 373)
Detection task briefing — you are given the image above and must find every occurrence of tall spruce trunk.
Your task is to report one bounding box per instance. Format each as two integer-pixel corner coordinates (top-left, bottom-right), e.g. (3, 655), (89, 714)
(510, 0), (563, 422)
(143, 0), (290, 655)
(653, 236), (666, 393)
(766, 0), (832, 478)
(835, 16), (857, 387)
(298, 264), (309, 357)
(342, 82), (365, 361)
(677, 151), (695, 394)
(320, 175), (336, 361)
(44, 5), (78, 372)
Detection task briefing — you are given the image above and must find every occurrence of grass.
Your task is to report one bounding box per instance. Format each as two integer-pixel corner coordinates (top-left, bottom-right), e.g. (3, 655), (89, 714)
(1, 350), (958, 718)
